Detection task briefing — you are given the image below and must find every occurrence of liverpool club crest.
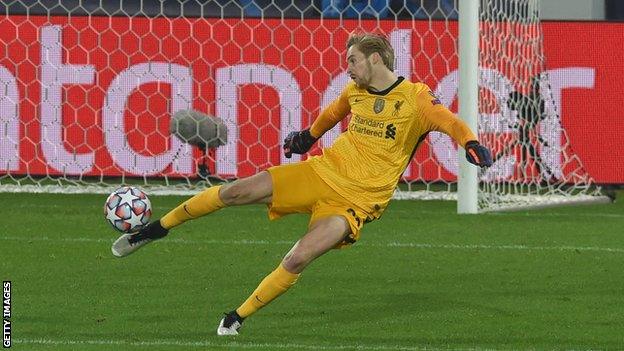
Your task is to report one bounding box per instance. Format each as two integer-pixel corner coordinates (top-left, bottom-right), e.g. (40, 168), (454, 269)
(373, 98), (385, 114)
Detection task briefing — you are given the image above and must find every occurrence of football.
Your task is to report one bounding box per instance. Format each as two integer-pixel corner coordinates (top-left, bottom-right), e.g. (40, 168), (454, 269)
(104, 186), (152, 233)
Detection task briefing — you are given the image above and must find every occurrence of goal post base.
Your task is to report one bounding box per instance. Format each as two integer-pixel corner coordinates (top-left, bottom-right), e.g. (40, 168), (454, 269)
(391, 188), (612, 213)
(479, 194), (613, 213)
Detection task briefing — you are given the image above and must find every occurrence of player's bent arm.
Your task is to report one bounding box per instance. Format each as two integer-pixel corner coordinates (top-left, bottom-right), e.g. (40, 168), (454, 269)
(309, 91), (351, 138)
(284, 87), (350, 158)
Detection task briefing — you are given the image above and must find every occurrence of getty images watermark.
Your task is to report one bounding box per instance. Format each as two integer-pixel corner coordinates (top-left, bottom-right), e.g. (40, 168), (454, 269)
(2, 281), (10, 348)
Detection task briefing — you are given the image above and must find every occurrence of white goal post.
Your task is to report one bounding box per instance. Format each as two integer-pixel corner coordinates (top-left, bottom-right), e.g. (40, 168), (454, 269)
(457, 0), (480, 213)
(0, 0), (610, 212)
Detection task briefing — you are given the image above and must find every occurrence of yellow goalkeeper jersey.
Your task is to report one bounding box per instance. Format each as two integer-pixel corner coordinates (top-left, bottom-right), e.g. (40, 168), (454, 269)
(308, 77), (477, 219)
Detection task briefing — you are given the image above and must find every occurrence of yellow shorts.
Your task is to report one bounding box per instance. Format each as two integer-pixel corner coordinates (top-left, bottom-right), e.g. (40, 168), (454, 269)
(266, 160), (370, 248)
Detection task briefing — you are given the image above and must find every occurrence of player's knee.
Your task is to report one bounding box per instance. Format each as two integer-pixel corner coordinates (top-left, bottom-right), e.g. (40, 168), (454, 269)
(219, 172), (271, 205)
(219, 181), (250, 205)
(282, 251), (312, 273)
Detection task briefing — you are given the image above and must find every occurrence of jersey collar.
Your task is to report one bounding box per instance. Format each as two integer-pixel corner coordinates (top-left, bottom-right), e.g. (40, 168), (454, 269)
(366, 76), (405, 96)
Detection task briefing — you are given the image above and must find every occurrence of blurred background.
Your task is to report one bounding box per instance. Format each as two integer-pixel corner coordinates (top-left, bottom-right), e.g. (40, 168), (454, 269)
(1, 0), (623, 20)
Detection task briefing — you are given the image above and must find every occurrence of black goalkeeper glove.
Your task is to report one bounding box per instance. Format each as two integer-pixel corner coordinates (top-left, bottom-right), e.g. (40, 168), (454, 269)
(465, 141), (493, 167)
(283, 129), (318, 158)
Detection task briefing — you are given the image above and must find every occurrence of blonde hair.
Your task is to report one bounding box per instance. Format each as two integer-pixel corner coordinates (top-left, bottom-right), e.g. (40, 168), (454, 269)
(347, 32), (394, 71)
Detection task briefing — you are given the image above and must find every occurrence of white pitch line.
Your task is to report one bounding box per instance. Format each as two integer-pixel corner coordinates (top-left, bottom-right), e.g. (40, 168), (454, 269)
(5, 202), (624, 218)
(389, 209), (624, 219)
(0, 236), (290, 245)
(376, 242), (624, 253)
(13, 338), (486, 351)
(2, 235), (624, 254)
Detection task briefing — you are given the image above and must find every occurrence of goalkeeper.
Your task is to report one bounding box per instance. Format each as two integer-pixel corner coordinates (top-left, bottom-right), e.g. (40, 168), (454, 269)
(111, 32), (493, 335)
(503, 76), (556, 181)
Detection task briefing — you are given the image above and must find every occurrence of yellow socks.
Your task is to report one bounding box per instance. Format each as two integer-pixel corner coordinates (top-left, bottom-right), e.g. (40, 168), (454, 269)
(236, 263), (300, 318)
(160, 187), (299, 319)
(160, 185), (225, 229)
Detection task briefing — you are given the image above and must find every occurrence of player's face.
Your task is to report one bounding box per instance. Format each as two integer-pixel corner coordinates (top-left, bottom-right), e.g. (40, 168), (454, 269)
(346, 46), (373, 88)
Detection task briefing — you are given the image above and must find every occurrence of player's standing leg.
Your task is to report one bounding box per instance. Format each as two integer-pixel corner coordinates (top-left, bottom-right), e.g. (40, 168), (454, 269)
(217, 215), (350, 335)
(111, 171), (273, 257)
(518, 125), (531, 179)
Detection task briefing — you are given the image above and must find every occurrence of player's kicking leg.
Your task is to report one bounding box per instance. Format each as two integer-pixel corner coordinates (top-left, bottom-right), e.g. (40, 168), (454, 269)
(111, 171), (273, 257)
(217, 215), (350, 335)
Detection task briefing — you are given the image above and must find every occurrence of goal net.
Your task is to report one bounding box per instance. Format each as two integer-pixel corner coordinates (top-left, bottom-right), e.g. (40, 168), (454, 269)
(0, 0), (609, 210)
(474, 0), (608, 211)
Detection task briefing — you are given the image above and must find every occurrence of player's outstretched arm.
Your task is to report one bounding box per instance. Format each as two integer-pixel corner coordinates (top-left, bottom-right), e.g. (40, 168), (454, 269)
(465, 140), (493, 167)
(415, 87), (493, 168)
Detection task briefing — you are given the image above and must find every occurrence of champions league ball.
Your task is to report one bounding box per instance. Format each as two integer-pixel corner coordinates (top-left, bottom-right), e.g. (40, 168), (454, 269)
(104, 186), (152, 233)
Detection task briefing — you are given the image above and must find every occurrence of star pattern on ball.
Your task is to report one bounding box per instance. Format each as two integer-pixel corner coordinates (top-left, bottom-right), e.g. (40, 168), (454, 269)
(105, 186), (151, 233)
(106, 206), (121, 223)
(117, 187), (138, 207)
(125, 206), (145, 231)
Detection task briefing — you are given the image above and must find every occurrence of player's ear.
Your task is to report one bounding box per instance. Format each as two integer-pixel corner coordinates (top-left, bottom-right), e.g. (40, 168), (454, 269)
(375, 52), (383, 65)
(371, 52), (381, 65)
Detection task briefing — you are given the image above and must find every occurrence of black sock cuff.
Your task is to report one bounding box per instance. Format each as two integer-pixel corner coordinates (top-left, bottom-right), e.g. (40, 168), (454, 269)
(145, 219), (169, 239)
(232, 310), (244, 321)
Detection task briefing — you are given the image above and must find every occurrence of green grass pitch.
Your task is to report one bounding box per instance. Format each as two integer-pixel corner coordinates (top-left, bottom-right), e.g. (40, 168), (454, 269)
(1, 190), (623, 350)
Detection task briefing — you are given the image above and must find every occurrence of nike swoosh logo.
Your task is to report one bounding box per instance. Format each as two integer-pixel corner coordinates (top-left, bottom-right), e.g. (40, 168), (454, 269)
(255, 295), (265, 304)
(354, 98), (363, 102)
(183, 204), (193, 217)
